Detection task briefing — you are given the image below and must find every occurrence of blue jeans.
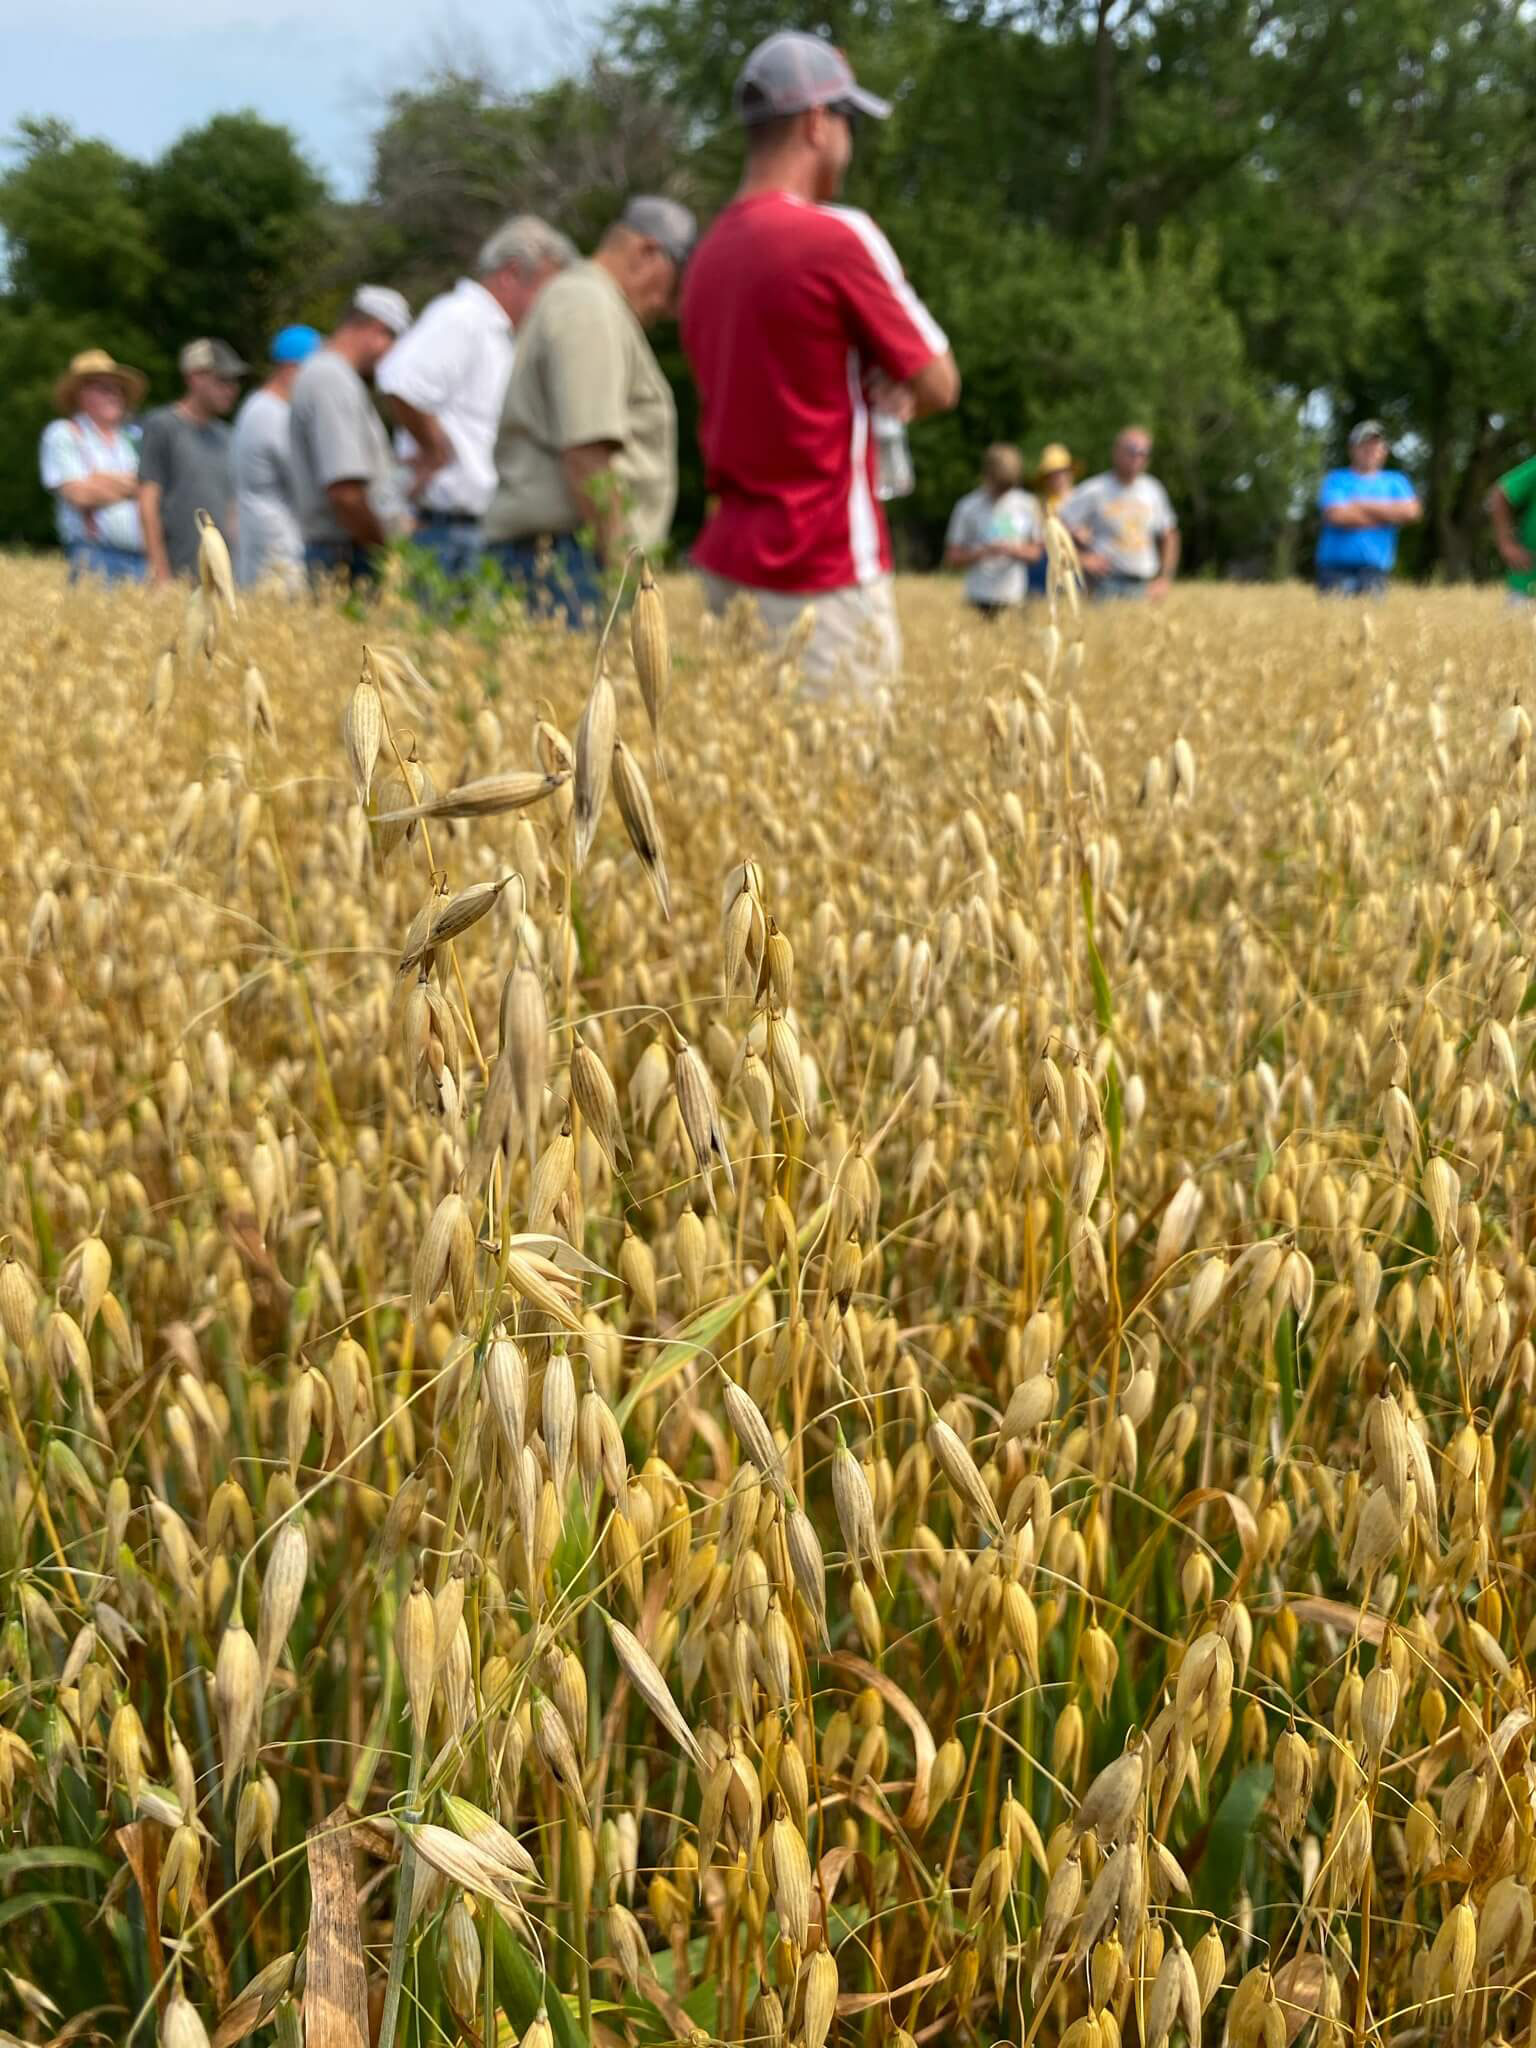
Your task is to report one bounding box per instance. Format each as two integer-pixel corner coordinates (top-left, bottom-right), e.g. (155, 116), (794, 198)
(487, 535), (604, 628)
(68, 541), (146, 585)
(1091, 572), (1153, 600)
(1316, 563), (1388, 596)
(305, 540), (377, 590)
(414, 518), (483, 583)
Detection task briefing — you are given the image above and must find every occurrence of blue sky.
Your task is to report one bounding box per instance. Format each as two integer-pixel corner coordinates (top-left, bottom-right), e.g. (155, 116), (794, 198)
(0, 0), (605, 197)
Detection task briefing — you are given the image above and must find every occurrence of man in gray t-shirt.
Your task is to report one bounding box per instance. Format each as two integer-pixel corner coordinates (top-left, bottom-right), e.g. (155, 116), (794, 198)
(289, 286), (412, 583)
(1063, 425), (1180, 599)
(138, 337), (247, 580)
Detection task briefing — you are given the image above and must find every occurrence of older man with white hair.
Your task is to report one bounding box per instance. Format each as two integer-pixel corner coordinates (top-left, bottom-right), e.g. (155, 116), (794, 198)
(378, 215), (576, 580)
(485, 195), (696, 625)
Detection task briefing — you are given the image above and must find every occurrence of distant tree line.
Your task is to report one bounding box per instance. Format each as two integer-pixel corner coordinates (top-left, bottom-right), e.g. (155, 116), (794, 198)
(6, 0), (1536, 576)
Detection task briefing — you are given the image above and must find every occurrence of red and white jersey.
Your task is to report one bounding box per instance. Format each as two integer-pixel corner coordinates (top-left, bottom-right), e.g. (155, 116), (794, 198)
(680, 190), (948, 593)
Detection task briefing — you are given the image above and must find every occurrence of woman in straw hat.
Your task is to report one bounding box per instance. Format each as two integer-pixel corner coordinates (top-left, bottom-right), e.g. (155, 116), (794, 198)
(39, 350), (149, 583)
(1027, 440), (1080, 595)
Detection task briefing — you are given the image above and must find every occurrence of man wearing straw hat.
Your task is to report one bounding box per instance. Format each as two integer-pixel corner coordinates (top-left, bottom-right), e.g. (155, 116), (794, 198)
(39, 350), (148, 583)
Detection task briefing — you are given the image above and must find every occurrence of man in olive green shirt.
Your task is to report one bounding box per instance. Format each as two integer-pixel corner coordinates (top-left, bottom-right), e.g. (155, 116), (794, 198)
(1489, 454), (1536, 598)
(484, 195), (696, 625)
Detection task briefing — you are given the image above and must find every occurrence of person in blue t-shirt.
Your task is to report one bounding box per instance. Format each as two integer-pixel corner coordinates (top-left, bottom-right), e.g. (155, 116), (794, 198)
(1314, 420), (1421, 594)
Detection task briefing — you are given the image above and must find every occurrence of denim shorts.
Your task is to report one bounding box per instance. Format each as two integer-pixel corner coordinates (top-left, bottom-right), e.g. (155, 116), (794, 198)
(305, 540), (377, 590)
(485, 535), (604, 628)
(1316, 564), (1388, 596)
(67, 542), (146, 585)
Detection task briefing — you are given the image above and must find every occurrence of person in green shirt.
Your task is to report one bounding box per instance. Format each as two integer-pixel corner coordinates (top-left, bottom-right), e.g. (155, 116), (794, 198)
(1488, 456), (1536, 595)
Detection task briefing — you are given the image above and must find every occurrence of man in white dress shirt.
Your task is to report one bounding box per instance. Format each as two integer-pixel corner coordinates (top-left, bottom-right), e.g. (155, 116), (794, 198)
(377, 215), (576, 582)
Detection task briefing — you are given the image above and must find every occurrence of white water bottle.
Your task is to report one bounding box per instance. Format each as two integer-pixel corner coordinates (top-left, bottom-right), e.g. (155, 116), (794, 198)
(872, 410), (914, 501)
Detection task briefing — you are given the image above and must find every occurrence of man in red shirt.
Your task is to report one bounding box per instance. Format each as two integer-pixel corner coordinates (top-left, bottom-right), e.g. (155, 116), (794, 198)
(680, 31), (959, 692)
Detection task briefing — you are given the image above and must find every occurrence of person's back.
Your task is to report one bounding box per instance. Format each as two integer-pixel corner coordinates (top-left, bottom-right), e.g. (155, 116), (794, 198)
(232, 390), (300, 586)
(289, 349), (393, 545)
(684, 194), (947, 592)
(231, 327), (322, 589)
(678, 30), (957, 691)
(489, 259), (677, 552)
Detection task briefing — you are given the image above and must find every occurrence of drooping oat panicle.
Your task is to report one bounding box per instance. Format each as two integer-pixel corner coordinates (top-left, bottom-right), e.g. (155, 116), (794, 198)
(618, 1225), (657, 1321)
(606, 1614), (705, 1766)
(502, 965), (549, 1168)
(242, 662), (275, 742)
(570, 1041), (629, 1169)
(631, 560), (669, 756)
(675, 1038), (734, 1205)
(162, 1988), (212, 2048)
(784, 1498), (830, 1647)
(257, 1519), (307, 1686)
(612, 738), (672, 919)
(502, 1239), (585, 1331)
(213, 1619), (261, 1795)
(572, 667), (616, 869)
(486, 1330), (527, 1457)
(799, 1949), (838, 2048)
(406, 1821), (526, 1908)
(442, 1792), (539, 1884)
(375, 770), (568, 824)
(926, 1411), (1002, 1537)
(722, 1376), (783, 1489)
(343, 668), (383, 806)
(1074, 1744), (1144, 1848)
(196, 509), (237, 616)
(412, 1191), (475, 1326)
(0, 1257), (38, 1351)
(542, 1344), (576, 1498)
(389, 1579), (433, 1736)
(830, 1428), (884, 1584)
(533, 1694), (590, 1822)
(147, 645), (176, 720)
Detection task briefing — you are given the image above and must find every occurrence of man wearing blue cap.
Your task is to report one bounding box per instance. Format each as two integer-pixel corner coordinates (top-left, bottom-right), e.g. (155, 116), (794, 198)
(231, 324), (324, 590)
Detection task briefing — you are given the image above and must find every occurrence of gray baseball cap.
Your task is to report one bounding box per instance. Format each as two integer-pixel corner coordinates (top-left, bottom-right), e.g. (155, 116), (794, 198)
(620, 195), (699, 269)
(179, 338), (247, 378)
(351, 285), (412, 337)
(1349, 418), (1387, 446)
(734, 31), (892, 126)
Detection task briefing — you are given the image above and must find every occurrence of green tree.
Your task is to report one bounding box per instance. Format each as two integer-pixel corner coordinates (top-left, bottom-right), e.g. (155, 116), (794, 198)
(613, 0), (1536, 575)
(0, 112), (331, 547)
(360, 61), (683, 307)
(0, 124), (167, 546)
(0, 118), (161, 317)
(139, 113), (333, 360)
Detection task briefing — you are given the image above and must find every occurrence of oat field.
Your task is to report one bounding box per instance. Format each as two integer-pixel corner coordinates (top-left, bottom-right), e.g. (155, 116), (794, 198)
(2, 556), (1535, 2048)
